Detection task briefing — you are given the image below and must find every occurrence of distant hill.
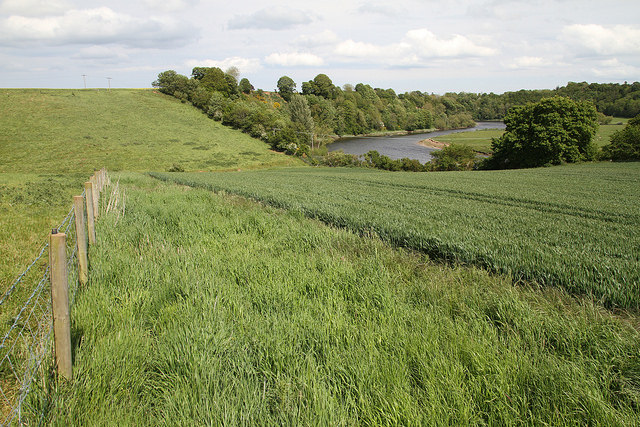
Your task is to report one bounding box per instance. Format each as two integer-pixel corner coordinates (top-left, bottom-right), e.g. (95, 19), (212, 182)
(0, 89), (300, 174)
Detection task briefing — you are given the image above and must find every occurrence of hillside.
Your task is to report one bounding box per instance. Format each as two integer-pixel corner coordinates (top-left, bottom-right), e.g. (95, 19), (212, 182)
(0, 89), (299, 290)
(0, 89), (299, 174)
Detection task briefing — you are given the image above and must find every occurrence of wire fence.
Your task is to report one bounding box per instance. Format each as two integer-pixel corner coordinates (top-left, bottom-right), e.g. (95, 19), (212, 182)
(0, 184), (92, 426)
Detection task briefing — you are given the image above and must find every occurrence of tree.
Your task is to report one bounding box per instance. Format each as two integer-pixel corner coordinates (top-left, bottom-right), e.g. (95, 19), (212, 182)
(288, 94), (314, 132)
(489, 97), (598, 169)
(277, 76), (296, 102)
(238, 78), (254, 94)
(601, 114), (640, 161)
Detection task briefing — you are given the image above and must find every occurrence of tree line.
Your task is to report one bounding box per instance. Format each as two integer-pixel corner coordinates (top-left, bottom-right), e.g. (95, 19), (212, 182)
(153, 67), (639, 167)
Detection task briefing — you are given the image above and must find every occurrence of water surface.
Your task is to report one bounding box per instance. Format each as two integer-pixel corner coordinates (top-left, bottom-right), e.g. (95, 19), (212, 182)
(328, 122), (505, 163)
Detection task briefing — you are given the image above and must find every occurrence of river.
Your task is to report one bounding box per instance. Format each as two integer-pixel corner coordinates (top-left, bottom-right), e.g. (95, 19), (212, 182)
(327, 121), (505, 163)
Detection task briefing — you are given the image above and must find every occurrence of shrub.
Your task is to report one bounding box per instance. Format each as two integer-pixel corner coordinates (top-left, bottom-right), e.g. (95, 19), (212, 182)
(601, 114), (640, 161)
(430, 144), (477, 171)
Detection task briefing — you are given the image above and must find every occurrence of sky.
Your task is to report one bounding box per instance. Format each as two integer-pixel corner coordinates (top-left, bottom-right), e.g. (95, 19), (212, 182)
(0, 0), (638, 94)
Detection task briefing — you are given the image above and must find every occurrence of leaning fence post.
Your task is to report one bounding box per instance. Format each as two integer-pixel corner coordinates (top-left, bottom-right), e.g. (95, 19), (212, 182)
(49, 229), (72, 380)
(84, 182), (96, 245)
(73, 196), (88, 285)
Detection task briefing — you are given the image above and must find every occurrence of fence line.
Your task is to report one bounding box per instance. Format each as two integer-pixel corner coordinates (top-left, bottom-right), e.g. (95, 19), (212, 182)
(0, 169), (108, 426)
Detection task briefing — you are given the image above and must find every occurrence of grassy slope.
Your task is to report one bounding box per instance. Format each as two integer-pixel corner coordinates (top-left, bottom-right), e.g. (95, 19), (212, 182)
(39, 174), (640, 425)
(0, 89), (300, 290)
(152, 163), (640, 308)
(433, 120), (629, 152)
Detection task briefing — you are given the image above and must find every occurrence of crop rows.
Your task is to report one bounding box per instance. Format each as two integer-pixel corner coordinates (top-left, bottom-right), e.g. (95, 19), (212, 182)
(152, 162), (640, 308)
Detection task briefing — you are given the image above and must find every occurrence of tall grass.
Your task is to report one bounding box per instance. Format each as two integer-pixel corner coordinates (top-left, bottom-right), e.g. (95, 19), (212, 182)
(152, 162), (640, 308)
(38, 174), (640, 425)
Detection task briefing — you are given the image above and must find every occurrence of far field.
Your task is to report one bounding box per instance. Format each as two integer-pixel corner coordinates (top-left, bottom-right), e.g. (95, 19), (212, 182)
(433, 120), (628, 153)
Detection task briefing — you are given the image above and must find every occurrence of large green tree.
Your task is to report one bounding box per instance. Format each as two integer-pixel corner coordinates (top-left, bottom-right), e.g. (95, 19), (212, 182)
(277, 76), (296, 102)
(489, 97), (598, 169)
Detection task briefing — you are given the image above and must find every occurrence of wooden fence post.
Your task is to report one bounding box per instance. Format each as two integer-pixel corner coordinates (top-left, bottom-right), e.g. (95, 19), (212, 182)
(73, 196), (88, 285)
(90, 176), (99, 220)
(49, 230), (72, 380)
(84, 182), (96, 245)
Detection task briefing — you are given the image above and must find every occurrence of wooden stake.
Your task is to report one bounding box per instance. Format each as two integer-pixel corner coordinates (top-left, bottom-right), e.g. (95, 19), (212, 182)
(49, 230), (72, 380)
(90, 176), (99, 220)
(73, 196), (88, 285)
(84, 182), (96, 245)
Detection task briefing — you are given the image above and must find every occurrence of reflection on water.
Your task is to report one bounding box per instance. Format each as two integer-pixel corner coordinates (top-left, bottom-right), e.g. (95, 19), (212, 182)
(328, 122), (505, 163)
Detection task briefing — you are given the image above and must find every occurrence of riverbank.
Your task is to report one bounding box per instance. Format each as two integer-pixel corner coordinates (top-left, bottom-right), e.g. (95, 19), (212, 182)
(418, 138), (449, 149)
(330, 124), (481, 143)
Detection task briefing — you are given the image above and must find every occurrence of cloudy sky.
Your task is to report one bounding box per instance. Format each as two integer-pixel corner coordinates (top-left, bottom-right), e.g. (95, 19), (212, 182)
(0, 0), (638, 94)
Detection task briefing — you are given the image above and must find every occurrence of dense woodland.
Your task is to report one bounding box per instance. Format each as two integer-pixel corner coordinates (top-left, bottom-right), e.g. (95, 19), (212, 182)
(153, 68), (640, 157)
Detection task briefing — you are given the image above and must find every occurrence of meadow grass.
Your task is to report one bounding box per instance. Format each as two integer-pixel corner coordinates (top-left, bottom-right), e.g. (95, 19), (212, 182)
(152, 162), (640, 309)
(432, 129), (504, 153)
(37, 173), (640, 425)
(432, 119), (629, 152)
(0, 88), (299, 315)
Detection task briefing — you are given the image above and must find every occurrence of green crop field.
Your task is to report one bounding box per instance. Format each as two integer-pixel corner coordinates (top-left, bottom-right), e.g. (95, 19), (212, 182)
(34, 174), (640, 425)
(152, 163), (640, 309)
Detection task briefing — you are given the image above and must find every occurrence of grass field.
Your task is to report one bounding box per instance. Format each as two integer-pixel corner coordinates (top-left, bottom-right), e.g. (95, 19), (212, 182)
(152, 163), (640, 309)
(0, 89), (298, 174)
(0, 88), (300, 296)
(432, 119), (629, 152)
(35, 174), (640, 425)
(432, 129), (504, 153)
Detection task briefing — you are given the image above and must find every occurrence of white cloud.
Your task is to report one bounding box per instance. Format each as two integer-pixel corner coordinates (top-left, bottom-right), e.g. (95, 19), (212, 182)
(185, 57), (262, 74)
(591, 58), (639, 78)
(562, 24), (640, 55)
(264, 52), (324, 67)
(0, 7), (196, 48)
(71, 45), (130, 63)
(0, 0), (71, 17)
(142, 0), (199, 13)
(506, 56), (552, 69)
(228, 6), (313, 31)
(334, 28), (497, 65)
(356, 2), (403, 17)
(296, 30), (340, 48)
(404, 29), (497, 58)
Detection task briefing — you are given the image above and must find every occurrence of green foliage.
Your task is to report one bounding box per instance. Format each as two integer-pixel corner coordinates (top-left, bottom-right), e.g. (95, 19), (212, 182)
(601, 114), (640, 161)
(489, 97), (598, 169)
(37, 174), (640, 425)
(287, 94), (314, 134)
(276, 76), (296, 102)
(238, 78), (254, 94)
(430, 144), (477, 171)
(154, 162), (640, 309)
(321, 150), (363, 167)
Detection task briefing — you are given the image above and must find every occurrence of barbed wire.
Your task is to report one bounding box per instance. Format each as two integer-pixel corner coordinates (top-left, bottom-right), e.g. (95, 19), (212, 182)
(1, 179), (99, 426)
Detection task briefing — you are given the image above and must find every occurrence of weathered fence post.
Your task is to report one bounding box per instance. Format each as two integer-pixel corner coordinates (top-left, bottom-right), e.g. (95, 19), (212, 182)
(73, 196), (88, 285)
(49, 230), (72, 380)
(84, 182), (96, 245)
(90, 175), (99, 220)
